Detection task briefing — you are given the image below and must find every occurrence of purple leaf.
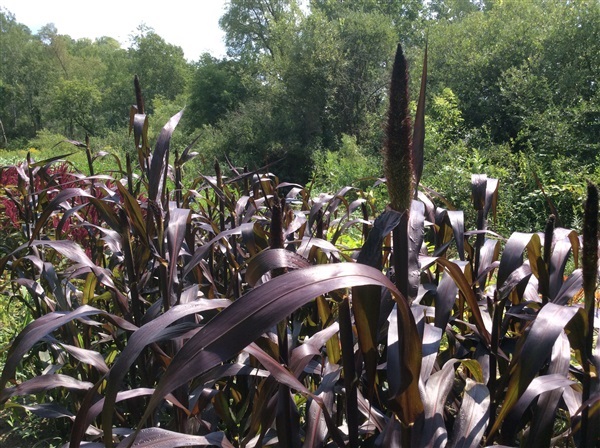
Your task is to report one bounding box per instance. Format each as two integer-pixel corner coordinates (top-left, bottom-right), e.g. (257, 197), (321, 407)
(246, 248), (311, 287)
(148, 109), (184, 203)
(92, 300), (231, 447)
(166, 208), (191, 305)
(502, 374), (573, 442)
(30, 188), (93, 240)
(116, 428), (234, 448)
(45, 337), (109, 374)
(448, 379), (490, 448)
(0, 305), (136, 396)
(130, 263), (418, 444)
(488, 303), (578, 439)
(497, 233), (540, 290)
(0, 374), (93, 402)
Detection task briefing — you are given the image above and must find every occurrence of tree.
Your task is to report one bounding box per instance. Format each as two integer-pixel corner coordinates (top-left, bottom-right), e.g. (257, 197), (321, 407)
(128, 25), (191, 110)
(328, 10), (397, 145)
(312, 0), (425, 44)
(426, 0), (554, 143)
(425, 0), (600, 162)
(92, 37), (134, 129)
(213, 0), (411, 181)
(420, 0), (600, 231)
(427, 0), (486, 20)
(219, 0), (301, 60)
(49, 79), (101, 137)
(0, 10), (53, 142)
(273, 9), (341, 147)
(187, 54), (254, 129)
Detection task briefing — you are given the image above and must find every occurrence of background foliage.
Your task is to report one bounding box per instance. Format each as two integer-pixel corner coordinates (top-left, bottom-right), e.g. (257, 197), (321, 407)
(2, 0), (599, 233)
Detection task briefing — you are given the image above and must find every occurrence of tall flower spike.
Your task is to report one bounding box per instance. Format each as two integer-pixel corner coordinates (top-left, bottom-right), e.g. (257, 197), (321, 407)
(384, 44), (413, 213)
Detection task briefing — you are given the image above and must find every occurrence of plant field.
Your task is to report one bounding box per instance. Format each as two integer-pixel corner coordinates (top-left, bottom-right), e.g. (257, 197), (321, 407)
(0, 45), (599, 448)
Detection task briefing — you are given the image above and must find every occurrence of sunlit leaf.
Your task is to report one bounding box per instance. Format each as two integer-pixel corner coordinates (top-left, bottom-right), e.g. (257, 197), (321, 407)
(0, 374), (93, 402)
(116, 428), (234, 448)
(246, 248), (310, 287)
(448, 379), (490, 448)
(148, 109), (184, 204)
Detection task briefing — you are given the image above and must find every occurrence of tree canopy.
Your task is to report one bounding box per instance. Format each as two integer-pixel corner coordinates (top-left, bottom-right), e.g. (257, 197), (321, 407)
(1, 1), (599, 230)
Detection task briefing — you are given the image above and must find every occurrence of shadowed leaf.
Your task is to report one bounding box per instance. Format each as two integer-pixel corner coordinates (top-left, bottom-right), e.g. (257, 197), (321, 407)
(434, 270), (459, 330)
(245, 343), (346, 446)
(289, 323), (339, 376)
(354, 209), (402, 398)
(526, 332), (571, 447)
(6, 401), (74, 420)
(553, 269), (583, 305)
(93, 300), (231, 447)
(183, 224), (254, 277)
(386, 303), (424, 426)
(420, 358), (457, 447)
(75, 388), (189, 443)
(502, 374), (573, 442)
(421, 256), (491, 346)
(303, 364), (341, 448)
(549, 238), (575, 300)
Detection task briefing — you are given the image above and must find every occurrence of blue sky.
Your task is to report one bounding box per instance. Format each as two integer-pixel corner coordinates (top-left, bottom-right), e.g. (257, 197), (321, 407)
(0, 0), (228, 61)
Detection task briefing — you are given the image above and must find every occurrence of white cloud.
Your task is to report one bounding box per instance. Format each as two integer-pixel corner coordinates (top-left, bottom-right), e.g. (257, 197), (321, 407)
(1, 0), (228, 61)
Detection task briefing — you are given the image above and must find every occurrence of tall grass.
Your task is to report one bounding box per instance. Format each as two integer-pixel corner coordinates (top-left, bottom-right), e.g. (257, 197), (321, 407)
(0, 45), (598, 448)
